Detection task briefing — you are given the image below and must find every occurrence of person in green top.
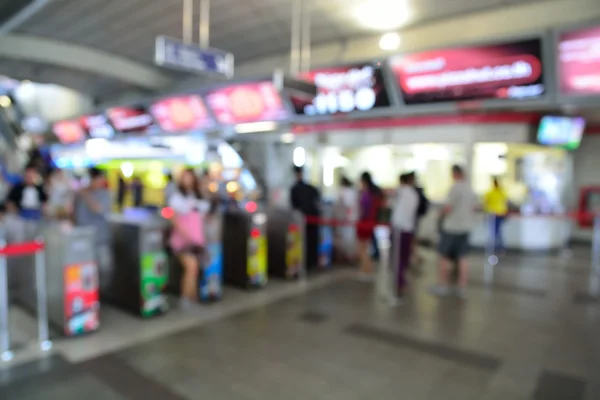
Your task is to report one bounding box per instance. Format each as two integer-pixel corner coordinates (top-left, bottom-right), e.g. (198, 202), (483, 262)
(483, 177), (508, 254)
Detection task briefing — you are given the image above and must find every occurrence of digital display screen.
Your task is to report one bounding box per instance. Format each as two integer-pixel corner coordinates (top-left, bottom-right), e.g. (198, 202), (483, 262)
(558, 25), (600, 96)
(52, 120), (86, 145)
(150, 95), (214, 132)
(537, 116), (586, 150)
(204, 81), (288, 125)
(389, 39), (545, 104)
(79, 114), (114, 139)
(291, 63), (391, 115)
(106, 106), (154, 133)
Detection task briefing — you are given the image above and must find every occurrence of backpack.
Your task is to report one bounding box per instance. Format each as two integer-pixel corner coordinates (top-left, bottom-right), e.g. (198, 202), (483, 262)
(416, 187), (430, 217)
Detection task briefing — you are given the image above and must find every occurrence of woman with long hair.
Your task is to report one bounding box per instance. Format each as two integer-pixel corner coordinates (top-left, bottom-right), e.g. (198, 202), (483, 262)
(168, 169), (209, 306)
(357, 172), (378, 278)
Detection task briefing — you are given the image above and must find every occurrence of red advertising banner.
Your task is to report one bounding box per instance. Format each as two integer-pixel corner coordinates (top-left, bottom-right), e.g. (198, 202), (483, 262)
(150, 95), (214, 132)
(52, 120), (86, 144)
(559, 25), (600, 96)
(106, 106), (154, 133)
(389, 39), (545, 104)
(79, 114), (114, 139)
(204, 81), (288, 125)
(291, 63), (391, 115)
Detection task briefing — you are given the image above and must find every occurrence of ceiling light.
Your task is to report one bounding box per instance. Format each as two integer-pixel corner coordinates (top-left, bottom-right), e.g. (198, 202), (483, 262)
(0, 95), (12, 108)
(234, 121), (278, 134)
(354, 0), (411, 31)
(280, 133), (295, 143)
(379, 32), (401, 51)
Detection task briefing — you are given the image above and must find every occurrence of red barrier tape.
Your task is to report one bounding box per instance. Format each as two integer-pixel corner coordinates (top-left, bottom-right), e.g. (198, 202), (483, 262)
(305, 211), (595, 229)
(0, 241), (45, 257)
(304, 216), (389, 229)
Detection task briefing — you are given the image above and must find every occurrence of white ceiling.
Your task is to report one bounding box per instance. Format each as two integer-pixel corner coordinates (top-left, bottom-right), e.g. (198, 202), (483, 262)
(0, 0), (552, 102)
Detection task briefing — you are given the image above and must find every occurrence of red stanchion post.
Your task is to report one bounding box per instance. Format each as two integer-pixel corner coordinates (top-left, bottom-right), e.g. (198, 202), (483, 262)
(0, 239), (50, 362)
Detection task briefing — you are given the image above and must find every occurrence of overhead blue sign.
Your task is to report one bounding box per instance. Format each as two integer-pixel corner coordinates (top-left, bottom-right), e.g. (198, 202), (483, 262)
(154, 36), (234, 78)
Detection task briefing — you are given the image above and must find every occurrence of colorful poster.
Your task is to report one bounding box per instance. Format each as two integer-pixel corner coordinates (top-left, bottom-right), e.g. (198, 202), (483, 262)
(53, 120), (86, 145)
(389, 39), (545, 104)
(204, 81), (289, 125)
(150, 95), (214, 132)
(291, 63), (391, 115)
(200, 243), (223, 300)
(64, 262), (100, 336)
(247, 230), (267, 286)
(140, 252), (169, 317)
(286, 224), (302, 278)
(558, 25), (600, 96)
(319, 226), (333, 268)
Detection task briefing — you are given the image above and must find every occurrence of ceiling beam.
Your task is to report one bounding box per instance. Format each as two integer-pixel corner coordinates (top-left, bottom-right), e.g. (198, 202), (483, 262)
(0, 34), (172, 90)
(0, 0), (53, 34)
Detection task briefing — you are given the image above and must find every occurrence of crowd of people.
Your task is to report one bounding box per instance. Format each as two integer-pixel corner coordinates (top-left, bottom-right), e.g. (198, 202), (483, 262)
(291, 164), (509, 304)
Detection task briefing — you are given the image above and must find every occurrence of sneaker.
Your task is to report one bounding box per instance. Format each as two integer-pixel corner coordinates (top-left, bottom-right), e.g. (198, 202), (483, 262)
(456, 288), (469, 299)
(429, 285), (450, 297)
(179, 298), (195, 310)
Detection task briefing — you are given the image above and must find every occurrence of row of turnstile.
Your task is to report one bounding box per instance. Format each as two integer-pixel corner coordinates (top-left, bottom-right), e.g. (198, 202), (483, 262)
(5, 208), (333, 339)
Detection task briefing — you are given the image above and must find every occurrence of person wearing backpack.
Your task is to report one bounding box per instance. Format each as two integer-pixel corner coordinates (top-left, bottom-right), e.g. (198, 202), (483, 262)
(407, 172), (429, 268)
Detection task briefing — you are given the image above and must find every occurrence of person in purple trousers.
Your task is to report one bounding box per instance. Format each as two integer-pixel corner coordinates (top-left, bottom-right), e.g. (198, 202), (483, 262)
(390, 174), (419, 302)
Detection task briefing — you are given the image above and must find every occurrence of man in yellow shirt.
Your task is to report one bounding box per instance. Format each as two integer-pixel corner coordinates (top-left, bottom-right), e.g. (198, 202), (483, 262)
(483, 177), (508, 254)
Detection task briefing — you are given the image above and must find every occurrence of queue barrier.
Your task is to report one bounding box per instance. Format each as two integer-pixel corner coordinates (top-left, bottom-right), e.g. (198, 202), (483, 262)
(0, 239), (51, 362)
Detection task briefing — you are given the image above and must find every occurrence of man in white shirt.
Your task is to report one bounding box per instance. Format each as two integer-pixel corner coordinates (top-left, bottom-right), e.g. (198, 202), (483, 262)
(431, 165), (477, 298)
(391, 173), (419, 298)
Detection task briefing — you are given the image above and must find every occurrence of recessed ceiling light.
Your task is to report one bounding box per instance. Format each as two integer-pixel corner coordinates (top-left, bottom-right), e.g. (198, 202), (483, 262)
(354, 0), (411, 31)
(379, 32), (401, 51)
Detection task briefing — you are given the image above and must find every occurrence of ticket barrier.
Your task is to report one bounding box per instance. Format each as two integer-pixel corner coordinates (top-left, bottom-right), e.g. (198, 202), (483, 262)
(222, 211), (268, 288)
(0, 233), (51, 362)
(267, 209), (303, 279)
(105, 216), (169, 317)
(167, 214), (224, 302)
(10, 224), (100, 337)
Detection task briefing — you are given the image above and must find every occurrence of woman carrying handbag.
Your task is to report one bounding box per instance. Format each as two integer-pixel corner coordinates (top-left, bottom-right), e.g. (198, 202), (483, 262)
(168, 169), (209, 307)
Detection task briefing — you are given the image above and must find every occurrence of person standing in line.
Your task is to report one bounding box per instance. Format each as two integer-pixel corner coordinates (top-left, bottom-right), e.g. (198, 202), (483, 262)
(334, 176), (358, 263)
(131, 176), (144, 208)
(290, 166), (320, 271)
(370, 182), (384, 262)
(46, 168), (73, 219)
(406, 172), (429, 270)
(430, 165), (477, 298)
(164, 173), (177, 206)
(356, 172), (379, 279)
(74, 168), (112, 289)
(483, 177), (508, 255)
(168, 169), (209, 306)
(391, 173), (419, 300)
(116, 174), (126, 211)
(6, 163), (48, 222)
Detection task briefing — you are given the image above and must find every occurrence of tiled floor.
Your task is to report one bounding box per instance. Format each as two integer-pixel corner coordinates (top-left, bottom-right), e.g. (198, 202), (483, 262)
(1, 247), (599, 400)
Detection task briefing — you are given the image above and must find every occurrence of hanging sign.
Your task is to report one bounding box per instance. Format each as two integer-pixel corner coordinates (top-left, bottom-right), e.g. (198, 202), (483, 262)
(155, 36), (234, 78)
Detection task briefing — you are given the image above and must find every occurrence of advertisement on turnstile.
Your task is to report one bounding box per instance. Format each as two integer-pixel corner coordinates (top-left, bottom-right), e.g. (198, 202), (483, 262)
(64, 262), (100, 336)
(286, 223), (302, 278)
(200, 242), (223, 300)
(248, 223), (267, 286)
(140, 251), (168, 317)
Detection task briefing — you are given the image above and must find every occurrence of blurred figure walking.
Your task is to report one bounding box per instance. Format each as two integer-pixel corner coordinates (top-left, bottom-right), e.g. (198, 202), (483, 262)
(483, 177), (508, 255)
(430, 165), (477, 299)
(391, 173), (419, 299)
(334, 176), (357, 263)
(290, 166), (320, 271)
(357, 172), (379, 279)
